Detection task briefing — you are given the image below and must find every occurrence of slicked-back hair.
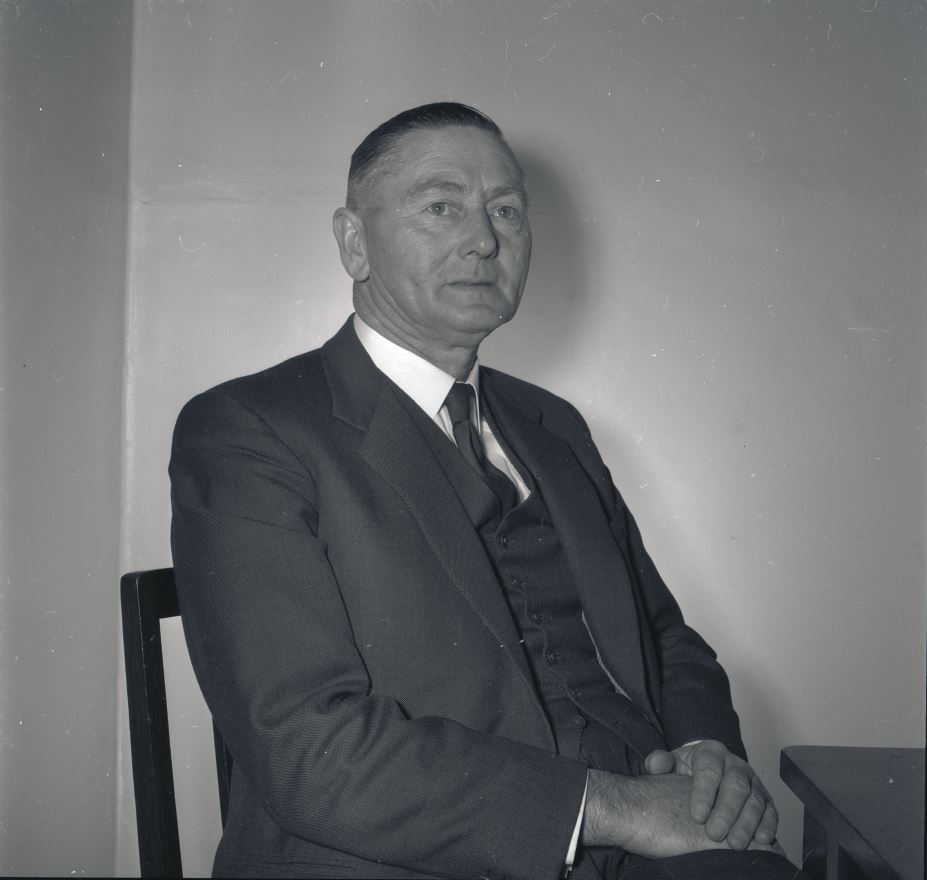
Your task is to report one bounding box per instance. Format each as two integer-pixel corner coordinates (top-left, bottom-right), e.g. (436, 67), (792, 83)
(345, 102), (513, 211)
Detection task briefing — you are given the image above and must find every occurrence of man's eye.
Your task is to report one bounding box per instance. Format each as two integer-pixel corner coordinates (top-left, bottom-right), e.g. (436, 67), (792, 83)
(428, 202), (451, 216)
(492, 205), (521, 221)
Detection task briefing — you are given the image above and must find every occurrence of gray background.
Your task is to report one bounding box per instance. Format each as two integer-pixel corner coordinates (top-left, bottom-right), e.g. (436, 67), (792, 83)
(1, 1), (924, 876)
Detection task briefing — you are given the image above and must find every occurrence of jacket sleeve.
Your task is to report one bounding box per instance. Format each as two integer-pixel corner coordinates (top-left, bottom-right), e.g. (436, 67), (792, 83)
(560, 400), (746, 759)
(617, 502), (747, 759)
(169, 388), (588, 880)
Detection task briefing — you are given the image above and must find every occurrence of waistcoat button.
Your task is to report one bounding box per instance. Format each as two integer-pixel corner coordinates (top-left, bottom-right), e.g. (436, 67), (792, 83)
(546, 650), (560, 666)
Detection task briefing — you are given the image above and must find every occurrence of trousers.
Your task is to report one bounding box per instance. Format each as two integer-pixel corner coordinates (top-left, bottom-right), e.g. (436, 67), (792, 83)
(608, 848), (809, 879)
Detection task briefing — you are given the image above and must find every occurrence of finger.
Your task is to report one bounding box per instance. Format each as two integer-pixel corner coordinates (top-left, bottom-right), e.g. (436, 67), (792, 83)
(748, 838), (786, 858)
(644, 749), (675, 775)
(704, 758), (753, 840)
(747, 841), (782, 855)
(725, 780), (768, 850)
(688, 745), (726, 824)
(753, 800), (779, 845)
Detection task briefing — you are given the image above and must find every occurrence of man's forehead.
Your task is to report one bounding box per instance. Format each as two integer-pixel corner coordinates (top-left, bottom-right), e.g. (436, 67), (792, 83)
(393, 128), (525, 195)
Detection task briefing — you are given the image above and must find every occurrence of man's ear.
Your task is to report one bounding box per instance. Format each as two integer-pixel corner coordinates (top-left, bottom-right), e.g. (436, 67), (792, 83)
(332, 207), (370, 282)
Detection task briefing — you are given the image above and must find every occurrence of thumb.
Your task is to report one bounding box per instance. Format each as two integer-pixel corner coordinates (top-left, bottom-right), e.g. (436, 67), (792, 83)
(644, 749), (676, 775)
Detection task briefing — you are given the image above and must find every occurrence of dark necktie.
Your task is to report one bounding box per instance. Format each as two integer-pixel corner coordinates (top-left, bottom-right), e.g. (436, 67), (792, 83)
(443, 383), (518, 516)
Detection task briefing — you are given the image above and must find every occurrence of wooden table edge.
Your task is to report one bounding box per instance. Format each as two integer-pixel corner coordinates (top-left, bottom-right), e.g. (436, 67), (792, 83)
(779, 746), (907, 880)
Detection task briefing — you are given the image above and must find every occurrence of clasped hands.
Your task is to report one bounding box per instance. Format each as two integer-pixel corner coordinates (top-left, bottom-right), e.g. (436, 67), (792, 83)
(644, 740), (778, 850)
(583, 739), (782, 859)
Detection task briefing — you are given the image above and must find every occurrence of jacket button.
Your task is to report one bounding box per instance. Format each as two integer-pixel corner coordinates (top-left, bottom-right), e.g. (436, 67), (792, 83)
(508, 574), (521, 589)
(546, 650), (560, 666)
(572, 714), (587, 728)
(529, 611), (543, 624)
(498, 534), (508, 547)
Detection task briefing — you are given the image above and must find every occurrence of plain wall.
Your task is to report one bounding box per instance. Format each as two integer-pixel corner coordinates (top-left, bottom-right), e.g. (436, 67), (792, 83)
(0, 0), (132, 874)
(118, 2), (926, 875)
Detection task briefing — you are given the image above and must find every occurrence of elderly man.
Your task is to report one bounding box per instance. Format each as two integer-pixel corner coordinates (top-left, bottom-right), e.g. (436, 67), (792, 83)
(170, 103), (805, 880)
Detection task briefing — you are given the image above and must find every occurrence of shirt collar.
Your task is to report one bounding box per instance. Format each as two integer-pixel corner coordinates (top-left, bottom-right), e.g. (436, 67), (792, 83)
(353, 314), (481, 422)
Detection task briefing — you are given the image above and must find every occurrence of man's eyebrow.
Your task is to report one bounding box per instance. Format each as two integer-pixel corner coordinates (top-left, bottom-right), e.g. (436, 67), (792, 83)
(405, 177), (529, 206)
(484, 183), (529, 206)
(406, 178), (468, 200)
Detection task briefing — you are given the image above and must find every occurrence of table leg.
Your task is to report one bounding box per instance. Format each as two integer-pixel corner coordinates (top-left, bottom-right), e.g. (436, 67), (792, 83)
(803, 808), (867, 880)
(801, 810), (827, 879)
(825, 836), (866, 880)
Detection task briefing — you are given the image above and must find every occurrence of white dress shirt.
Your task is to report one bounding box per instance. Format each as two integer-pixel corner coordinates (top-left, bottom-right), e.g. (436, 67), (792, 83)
(353, 315), (532, 502)
(353, 315), (586, 870)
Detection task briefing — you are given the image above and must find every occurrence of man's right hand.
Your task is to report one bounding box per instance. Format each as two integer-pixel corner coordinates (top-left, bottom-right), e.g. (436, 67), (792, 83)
(581, 769), (783, 859)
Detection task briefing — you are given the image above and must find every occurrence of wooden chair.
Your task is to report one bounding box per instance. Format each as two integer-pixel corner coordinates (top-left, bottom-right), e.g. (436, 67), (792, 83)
(121, 567), (233, 878)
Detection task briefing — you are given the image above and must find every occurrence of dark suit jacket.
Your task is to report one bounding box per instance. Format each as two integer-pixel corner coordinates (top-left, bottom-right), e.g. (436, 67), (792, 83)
(169, 317), (745, 880)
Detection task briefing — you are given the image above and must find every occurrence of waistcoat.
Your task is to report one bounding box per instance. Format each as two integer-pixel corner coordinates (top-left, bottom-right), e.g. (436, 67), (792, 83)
(476, 486), (666, 774)
(396, 388), (667, 773)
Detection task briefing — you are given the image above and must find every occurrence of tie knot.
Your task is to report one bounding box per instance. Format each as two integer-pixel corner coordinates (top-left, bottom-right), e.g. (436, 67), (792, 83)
(444, 382), (475, 427)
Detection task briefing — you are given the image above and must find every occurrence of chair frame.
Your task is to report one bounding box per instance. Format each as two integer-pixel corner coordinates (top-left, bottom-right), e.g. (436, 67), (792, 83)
(121, 567), (233, 878)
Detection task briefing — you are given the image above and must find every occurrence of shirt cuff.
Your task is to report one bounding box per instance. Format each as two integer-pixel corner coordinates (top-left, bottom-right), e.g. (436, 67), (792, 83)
(563, 775), (588, 875)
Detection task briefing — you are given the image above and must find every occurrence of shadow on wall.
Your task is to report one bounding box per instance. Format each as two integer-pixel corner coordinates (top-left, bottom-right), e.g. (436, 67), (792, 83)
(481, 143), (591, 386)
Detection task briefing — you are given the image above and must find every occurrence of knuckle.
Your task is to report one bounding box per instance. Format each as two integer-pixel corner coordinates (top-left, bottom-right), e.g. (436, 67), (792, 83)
(697, 765), (723, 783)
(694, 745), (723, 763)
(725, 777), (751, 798)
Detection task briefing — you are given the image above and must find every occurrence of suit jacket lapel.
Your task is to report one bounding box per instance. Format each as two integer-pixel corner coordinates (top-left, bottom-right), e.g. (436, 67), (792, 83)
(482, 372), (659, 726)
(321, 320), (542, 708)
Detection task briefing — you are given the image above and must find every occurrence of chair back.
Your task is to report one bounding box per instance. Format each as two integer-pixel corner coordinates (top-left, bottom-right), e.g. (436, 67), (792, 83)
(121, 567), (233, 878)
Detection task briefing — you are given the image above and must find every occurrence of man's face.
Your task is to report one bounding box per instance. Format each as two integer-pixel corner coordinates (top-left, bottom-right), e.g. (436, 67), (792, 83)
(356, 126), (532, 351)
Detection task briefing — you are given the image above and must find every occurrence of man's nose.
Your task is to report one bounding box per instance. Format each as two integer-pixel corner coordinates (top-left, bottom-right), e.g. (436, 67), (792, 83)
(459, 210), (498, 259)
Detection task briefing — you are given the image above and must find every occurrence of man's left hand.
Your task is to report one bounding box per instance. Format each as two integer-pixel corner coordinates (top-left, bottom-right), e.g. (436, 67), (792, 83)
(644, 740), (778, 850)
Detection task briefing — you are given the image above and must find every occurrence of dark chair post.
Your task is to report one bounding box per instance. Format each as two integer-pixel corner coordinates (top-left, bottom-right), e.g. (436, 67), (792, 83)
(121, 568), (183, 878)
(122, 567), (235, 878)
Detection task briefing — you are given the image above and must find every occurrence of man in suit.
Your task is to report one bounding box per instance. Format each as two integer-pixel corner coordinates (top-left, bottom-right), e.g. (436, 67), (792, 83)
(170, 103), (805, 879)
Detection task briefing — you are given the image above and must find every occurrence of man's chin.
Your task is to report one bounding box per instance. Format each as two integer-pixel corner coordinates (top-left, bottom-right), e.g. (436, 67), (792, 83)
(447, 312), (516, 339)
(438, 297), (519, 333)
